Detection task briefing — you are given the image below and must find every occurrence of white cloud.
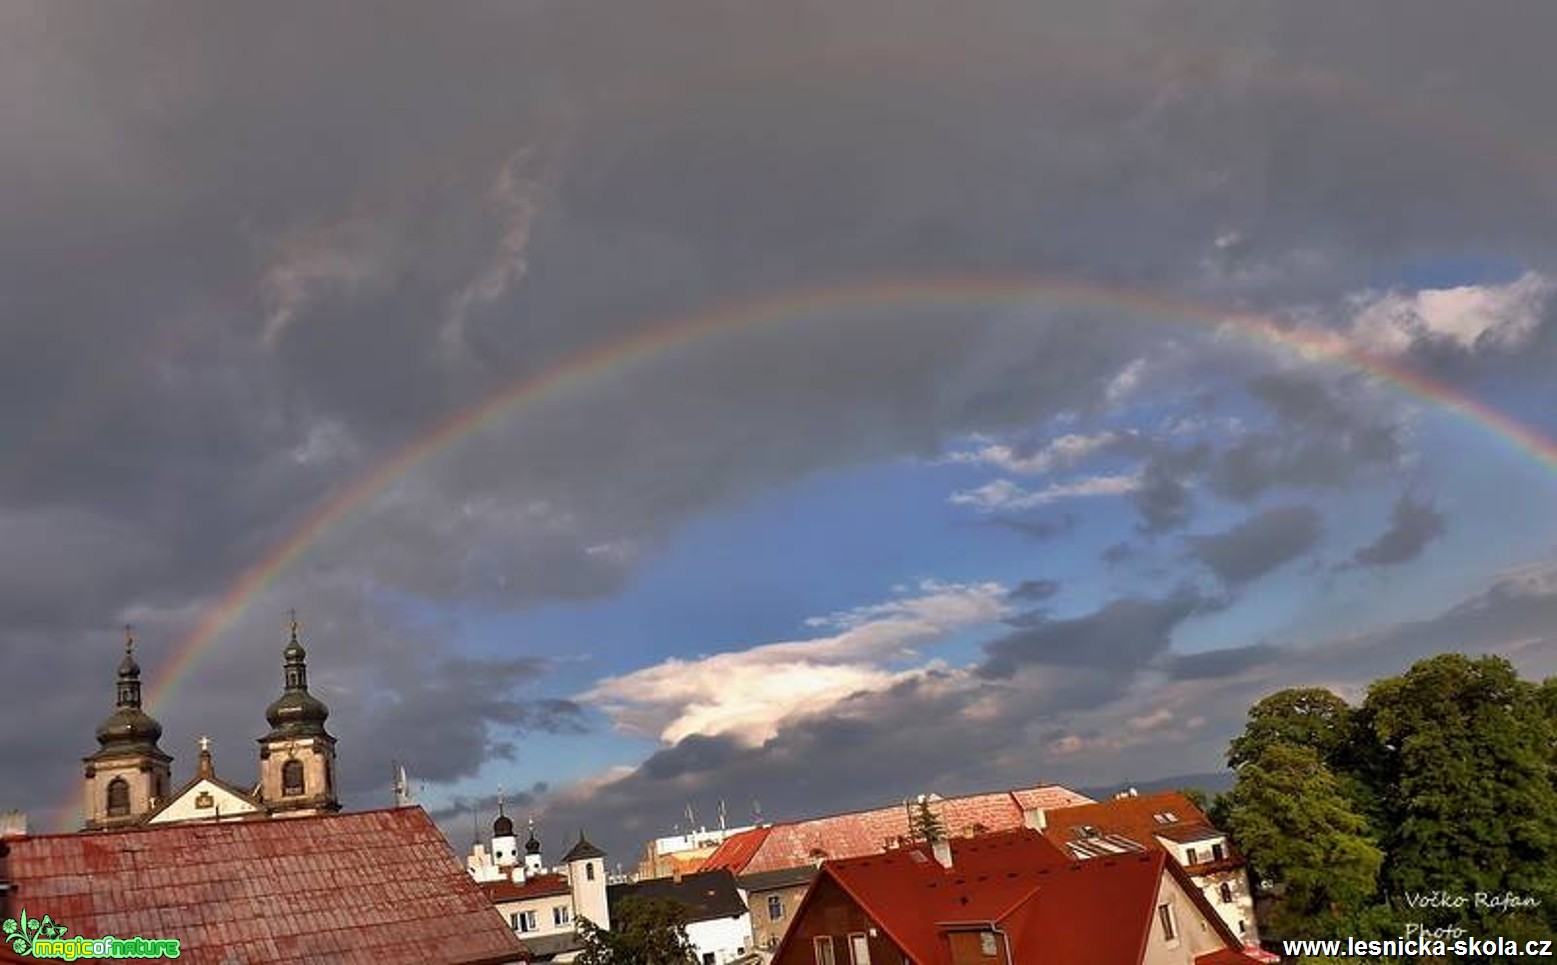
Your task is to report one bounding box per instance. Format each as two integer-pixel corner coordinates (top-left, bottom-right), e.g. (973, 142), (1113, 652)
(943, 431), (1123, 475)
(1347, 272), (1554, 355)
(259, 215), (399, 347)
(580, 581), (1008, 746)
(948, 473), (1140, 512)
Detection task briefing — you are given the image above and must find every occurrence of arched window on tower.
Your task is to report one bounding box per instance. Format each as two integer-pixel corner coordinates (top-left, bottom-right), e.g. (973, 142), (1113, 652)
(106, 777), (130, 817)
(282, 759), (305, 796)
(586, 861), (596, 881)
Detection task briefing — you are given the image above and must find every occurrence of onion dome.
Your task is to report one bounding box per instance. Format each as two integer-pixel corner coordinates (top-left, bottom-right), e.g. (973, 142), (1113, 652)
(525, 823), (543, 855)
(493, 791), (515, 838)
(263, 614), (332, 741)
(92, 626), (167, 757)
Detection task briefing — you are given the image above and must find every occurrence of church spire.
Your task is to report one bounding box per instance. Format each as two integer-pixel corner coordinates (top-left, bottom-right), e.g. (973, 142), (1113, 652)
(265, 612), (330, 739)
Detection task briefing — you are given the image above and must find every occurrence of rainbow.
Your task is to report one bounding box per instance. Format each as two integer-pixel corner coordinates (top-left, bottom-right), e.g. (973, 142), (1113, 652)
(140, 275), (1557, 715)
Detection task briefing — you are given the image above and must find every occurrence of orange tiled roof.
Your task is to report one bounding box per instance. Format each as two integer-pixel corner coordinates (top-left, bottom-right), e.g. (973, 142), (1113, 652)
(700, 783), (1091, 876)
(1041, 790), (1240, 862)
(0, 807), (526, 965)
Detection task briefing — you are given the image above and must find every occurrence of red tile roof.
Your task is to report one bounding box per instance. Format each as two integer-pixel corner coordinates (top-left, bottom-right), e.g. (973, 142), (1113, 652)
(700, 784), (1092, 876)
(783, 829), (1244, 964)
(480, 873), (570, 903)
(1041, 791), (1241, 862)
(0, 808), (526, 964)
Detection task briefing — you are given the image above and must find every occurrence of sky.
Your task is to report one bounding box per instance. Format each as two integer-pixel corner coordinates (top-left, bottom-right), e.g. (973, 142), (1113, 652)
(3, 1), (1557, 864)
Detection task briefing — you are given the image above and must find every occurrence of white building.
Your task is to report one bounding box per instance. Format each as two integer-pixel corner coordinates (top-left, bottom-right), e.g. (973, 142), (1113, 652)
(466, 810), (611, 961)
(608, 869), (753, 965)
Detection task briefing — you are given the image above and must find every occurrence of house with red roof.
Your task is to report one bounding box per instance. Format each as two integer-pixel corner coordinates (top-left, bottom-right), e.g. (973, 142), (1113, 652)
(770, 829), (1261, 965)
(1039, 790), (1259, 947)
(699, 783), (1092, 953)
(0, 806), (528, 965)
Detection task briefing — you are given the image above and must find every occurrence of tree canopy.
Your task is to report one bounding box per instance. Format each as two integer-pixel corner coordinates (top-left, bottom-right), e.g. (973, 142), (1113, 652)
(574, 896), (698, 965)
(1219, 654), (1557, 944)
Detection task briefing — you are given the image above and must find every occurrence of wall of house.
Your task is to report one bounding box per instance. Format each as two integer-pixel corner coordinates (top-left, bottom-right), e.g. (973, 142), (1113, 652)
(1193, 867), (1258, 946)
(686, 914), (754, 964)
(748, 882), (813, 951)
(496, 894), (575, 940)
(1140, 870), (1237, 965)
(773, 877), (906, 965)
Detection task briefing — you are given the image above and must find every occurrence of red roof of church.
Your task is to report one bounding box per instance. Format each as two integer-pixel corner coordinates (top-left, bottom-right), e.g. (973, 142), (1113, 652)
(0, 807), (527, 965)
(701, 783), (1091, 876)
(779, 829), (1258, 964)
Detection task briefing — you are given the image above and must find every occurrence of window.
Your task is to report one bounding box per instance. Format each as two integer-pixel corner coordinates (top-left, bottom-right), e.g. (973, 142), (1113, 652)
(702, 955), (716, 965)
(1211, 842), (1226, 861)
(1185, 846), (1199, 865)
(1158, 903), (1178, 942)
(814, 936), (836, 965)
(1219, 882), (1234, 904)
(553, 905), (570, 926)
(849, 933), (871, 964)
(282, 759), (305, 796)
(106, 777), (130, 817)
(586, 861), (596, 881)
(768, 895), (785, 920)
(516, 910), (537, 933)
(1237, 920), (1246, 936)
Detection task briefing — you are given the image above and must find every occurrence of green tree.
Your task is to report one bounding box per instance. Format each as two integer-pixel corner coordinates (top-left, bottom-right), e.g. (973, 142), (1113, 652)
(574, 896), (698, 965)
(908, 795), (946, 842)
(1360, 654), (1557, 934)
(1227, 687), (1354, 769)
(1179, 786), (1209, 811)
(1220, 742), (1384, 938)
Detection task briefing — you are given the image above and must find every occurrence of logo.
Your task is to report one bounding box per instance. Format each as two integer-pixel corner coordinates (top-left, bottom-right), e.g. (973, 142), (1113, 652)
(3, 910), (180, 960)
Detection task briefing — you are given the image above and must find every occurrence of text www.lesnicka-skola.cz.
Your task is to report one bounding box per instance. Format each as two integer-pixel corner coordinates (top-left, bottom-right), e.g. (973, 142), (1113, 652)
(1283, 937), (1554, 957)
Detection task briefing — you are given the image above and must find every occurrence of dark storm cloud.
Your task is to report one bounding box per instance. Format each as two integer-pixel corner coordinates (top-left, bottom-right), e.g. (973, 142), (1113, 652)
(1187, 504), (1324, 586)
(979, 588), (1213, 679)
(1132, 445), (1209, 534)
(5, 0), (1557, 834)
(1009, 579), (1063, 602)
(1348, 494), (1447, 567)
(1167, 644), (1284, 680)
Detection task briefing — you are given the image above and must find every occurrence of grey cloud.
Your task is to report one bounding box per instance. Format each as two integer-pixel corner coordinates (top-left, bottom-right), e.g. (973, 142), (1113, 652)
(1349, 494), (1447, 567)
(1167, 644), (1284, 680)
(1187, 504), (1324, 586)
(1009, 579), (1063, 602)
(979, 587), (1213, 679)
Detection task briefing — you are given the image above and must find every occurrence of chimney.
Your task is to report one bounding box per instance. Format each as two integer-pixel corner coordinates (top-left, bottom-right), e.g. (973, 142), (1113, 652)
(1023, 808), (1047, 832)
(0, 812), (25, 838)
(672, 865), (683, 884)
(931, 838), (954, 870)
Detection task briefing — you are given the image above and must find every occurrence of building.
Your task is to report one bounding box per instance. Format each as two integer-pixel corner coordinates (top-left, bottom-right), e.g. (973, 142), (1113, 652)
(608, 869), (753, 965)
(637, 822), (756, 881)
(0, 807), (527, 964)
(1039, 790), (1259, 946)
(701, 782), (1092, 952)
(771, 828), (1261, 965)
(466, 817), (612, 961)
(80, 620), (341, 831)
(736, 866), (816, 954)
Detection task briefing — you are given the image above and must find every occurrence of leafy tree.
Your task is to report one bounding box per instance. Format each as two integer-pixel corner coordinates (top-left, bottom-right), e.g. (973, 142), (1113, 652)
(1227, 687), (1354, 770)
(1178, 786), (1209, 811)
(574, 896), (698, 965)
(1360, 654), (1557, 934)
(1220, 742), (1384, 938)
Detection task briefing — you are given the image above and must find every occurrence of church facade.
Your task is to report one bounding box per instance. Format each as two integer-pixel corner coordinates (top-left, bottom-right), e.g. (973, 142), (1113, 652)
(80, 619), (341, 830)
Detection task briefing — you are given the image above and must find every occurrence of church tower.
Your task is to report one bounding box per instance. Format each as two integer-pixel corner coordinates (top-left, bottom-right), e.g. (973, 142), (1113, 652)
(83, 627), (172, 830)
(256, 615), (340, 817)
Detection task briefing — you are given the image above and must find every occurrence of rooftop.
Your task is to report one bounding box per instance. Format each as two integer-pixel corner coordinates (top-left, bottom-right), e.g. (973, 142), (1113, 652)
(0, 807), (526, 965)
(608, 869), (748, 924)
(701, 782), (1092, 876)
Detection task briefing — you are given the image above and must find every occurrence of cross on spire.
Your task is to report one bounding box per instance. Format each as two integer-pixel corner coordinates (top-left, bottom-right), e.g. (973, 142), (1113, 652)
(124, 623), (134, 653)
(288, 609), (300, 642)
